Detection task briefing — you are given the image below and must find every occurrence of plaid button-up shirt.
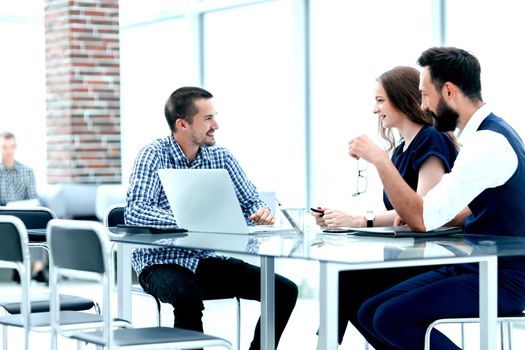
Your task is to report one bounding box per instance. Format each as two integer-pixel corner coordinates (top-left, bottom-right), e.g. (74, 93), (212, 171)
(0, 161), (37, 206)
(126, 135), (267, 276)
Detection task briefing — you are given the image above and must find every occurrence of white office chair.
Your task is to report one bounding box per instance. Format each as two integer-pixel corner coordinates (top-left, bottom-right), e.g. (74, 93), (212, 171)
(47, 218), (232, 349)
(0, 207), (100, 315)
(0, 216), (114, 350)
(424, 314), (525, 350)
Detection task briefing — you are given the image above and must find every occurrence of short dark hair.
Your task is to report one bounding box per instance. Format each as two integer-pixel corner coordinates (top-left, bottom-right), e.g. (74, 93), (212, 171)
(417, 47), (483, 102)
(164, 87), (214, 132)
(0, 131), (15, 140)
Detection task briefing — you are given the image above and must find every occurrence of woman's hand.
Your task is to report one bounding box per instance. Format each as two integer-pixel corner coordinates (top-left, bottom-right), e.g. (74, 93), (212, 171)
(321, 209), (367, 228)
(348, 134), (389, 164)
(393, 215), (406, 226)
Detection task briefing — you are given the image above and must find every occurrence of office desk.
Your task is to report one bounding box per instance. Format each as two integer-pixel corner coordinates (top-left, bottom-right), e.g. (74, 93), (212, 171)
(111, 229), (299, 350)
(110, 229), (525, 350)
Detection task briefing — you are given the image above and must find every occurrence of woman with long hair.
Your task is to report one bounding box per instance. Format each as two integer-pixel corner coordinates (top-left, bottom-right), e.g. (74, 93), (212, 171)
(313, 66), (458, 348)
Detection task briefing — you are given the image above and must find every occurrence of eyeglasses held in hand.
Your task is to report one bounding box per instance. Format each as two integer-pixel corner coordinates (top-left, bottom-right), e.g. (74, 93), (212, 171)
(352, 159), (368, 197)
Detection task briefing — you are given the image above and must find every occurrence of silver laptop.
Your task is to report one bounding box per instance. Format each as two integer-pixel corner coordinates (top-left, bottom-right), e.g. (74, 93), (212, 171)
(158, 168), (299, 234)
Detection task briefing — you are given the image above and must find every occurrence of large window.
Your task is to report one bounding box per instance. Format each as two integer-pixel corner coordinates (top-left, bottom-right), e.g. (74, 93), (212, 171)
(5, 0), (525, 213)
(446, 0), (525, 137)
(0, 2), (46, 189)
(120, 17), (199, 182)
(203, 0), (306, 207)
(309, 0), (435, 212)
(120, 0), (438, 210)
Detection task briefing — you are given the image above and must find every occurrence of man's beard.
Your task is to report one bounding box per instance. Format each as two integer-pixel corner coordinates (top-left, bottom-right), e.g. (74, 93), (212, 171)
(192, 132), (216, 147)
(427, 98), (460, 132)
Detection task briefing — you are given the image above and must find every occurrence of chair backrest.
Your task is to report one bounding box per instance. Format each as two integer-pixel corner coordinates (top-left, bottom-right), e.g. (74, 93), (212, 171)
(47, 219), (114, 343)
(104, 204), (125, 227)
(0, 216), (32, 338)
(0, 217), (27, 264)
(48, 219), (110, 275)
(0, 207), (56, 229)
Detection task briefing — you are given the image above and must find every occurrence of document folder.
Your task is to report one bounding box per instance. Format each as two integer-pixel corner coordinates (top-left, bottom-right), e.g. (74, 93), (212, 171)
(323, 226), (463, 238)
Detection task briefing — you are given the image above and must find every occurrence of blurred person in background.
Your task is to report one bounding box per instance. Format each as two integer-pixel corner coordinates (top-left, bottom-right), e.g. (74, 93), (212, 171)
(0, 131), (47, 283)
(0, 131), (37, 205)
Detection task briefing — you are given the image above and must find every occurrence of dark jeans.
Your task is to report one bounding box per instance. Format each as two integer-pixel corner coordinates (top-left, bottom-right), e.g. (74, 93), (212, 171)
(339, 265), (439, 348)
(139, 257), (298, 350)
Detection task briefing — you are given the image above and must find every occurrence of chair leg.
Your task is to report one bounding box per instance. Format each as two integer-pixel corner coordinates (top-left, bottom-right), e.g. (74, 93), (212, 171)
(154, 296), (162, 326)
(460, 323), (466, 349)
(3, 325), (7, 350)
(505, 321), (513, 350)
(236, 297), (241, 350)
(93, 300), (102, 315)
(424, 324), (432, 350)
(499, 321), (506, 350)
(51, 327), (58, 350)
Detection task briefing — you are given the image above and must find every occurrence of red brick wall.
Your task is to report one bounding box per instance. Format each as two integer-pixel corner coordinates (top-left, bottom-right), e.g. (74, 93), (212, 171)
(45, 0), (120, 184)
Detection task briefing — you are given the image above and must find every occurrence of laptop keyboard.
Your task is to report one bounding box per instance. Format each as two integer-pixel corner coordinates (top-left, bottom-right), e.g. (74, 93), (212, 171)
(248, 225), (290, 233)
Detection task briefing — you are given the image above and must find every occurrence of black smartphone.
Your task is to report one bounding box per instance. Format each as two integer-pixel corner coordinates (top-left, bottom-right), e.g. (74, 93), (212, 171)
(323, 228), (353, 233)
(310, 207), (324, 214)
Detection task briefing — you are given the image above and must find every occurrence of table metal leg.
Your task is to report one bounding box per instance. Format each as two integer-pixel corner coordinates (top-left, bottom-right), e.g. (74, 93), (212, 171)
(261, 256), (275, 350)
(480, 256), (497, 350)
(319, 262), (340, 350)
(117, 243), (132, 321)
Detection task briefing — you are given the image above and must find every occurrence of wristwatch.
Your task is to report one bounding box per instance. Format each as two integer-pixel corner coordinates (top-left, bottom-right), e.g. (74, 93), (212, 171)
(365, 211), (375, 227)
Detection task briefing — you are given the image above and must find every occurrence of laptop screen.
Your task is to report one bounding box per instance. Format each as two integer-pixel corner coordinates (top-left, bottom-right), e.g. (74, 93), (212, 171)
(158, 168), (251, 234)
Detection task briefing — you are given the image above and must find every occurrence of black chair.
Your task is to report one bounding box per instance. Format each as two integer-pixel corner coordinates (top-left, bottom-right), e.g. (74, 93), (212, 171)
(104, 203), (126, 227)
(48, 218), (232, 349)
(0, 216), (121, 350)
(0, 207), (54, 284)
(0, 207), (99, 317)
(106, 204), (243, 349)
(105, 204), (164, 326)
(0, 206), (56, 242)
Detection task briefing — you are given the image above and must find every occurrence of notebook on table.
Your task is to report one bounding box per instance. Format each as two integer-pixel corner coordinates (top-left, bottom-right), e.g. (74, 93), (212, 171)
(158, 168), (300, 235)
(323, 226), (463, 238)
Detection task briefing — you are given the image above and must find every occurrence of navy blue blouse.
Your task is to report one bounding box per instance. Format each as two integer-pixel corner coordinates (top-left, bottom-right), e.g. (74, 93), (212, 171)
(383, 125), (458, 210)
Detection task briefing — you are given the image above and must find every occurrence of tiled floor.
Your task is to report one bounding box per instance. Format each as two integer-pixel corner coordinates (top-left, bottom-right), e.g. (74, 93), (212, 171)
(2, 278), (525, 349)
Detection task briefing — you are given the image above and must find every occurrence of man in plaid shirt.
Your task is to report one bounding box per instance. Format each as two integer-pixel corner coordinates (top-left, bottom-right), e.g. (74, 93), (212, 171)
(0, 132), (37, 206)
(0, 131), (48, 283)
(126, 87), (298, 350)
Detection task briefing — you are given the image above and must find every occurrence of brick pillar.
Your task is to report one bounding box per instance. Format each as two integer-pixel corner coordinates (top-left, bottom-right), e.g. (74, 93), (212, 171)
(45, 0), (120, 184)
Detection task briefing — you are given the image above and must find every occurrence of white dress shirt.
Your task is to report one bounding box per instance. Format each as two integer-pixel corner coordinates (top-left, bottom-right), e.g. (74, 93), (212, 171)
(422, 104), (518, 230)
